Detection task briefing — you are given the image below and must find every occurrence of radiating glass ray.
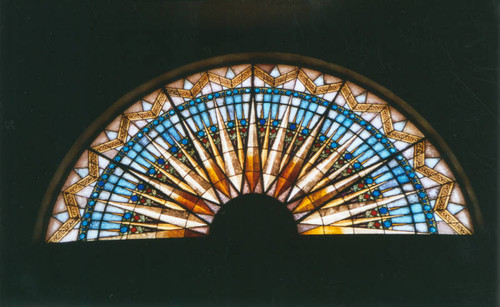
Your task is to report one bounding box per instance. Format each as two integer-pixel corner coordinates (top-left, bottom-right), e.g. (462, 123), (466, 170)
(244, 97), (262, 192)
(273, 116), (326, 197)
(180, 120), (232, 198)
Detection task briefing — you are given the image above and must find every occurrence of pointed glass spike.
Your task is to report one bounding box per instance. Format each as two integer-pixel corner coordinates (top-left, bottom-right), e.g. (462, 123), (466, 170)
(124, 188), (185, 211)
(127, 169), (214, 215)
(234, 118), (245, 169)
(278, 117), (305, 173)
(293, 161), (385, 213)
(245, 97), (261, 192)
(274, 117), (326, 197)
(331, 214), (403, 227)
(260, 111), (273, 167)
(108, 220), (183, 231)
(262, 103), (292, 190)
(203, 122), (225, 171)
(148, 140), (220, 204)
(181, 122), (232, 197)
(106, 201), (207, 228)
(288, 135), (356, 200)
(214, 101), (243, 191)
(147, 160), (196, 195)
(301, 226), (411, 235)
(301, 193), (408, 225)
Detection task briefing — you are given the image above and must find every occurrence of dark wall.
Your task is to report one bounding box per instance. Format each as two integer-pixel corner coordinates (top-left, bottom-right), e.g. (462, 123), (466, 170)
(1, 1), (497, 305)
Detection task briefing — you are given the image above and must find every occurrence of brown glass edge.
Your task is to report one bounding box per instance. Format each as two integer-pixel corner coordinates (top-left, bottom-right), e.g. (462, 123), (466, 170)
(33, 52), (483, 243)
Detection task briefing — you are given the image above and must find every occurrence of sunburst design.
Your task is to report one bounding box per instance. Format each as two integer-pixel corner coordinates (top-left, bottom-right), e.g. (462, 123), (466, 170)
(44, 62), (474, 242)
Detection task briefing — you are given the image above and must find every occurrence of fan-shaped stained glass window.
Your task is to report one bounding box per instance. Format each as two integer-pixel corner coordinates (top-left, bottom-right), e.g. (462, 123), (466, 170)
(41, 54), (476, 243)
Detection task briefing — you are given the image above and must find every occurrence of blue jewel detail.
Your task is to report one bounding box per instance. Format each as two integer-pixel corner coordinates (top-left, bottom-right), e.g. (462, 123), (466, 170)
(157, 158), (165, 164)
(124, 213), (132, 219)
(138, 184), (145, 190)
(293, 92), (299, 97)
(120, 226), (128, 233)
(383, 221), (392, 228)
(379, 207), (388, 214)
(241, 120), (247, 125)
(207, 94), (213, 99)
(171, 146), (179, 153)
(330, 142), (338, 148)
(345, 153), (352, 160)
(272, 120), (279, 127)
(319, 135), (326, 142)
(198, 131), (205, 137)
(210, 126), (217, 132)
(196, 98), (202, 103)
(259, 119), (266, 125)
(430, 227), (437, 233)
(215, 93), (220, 97)
(131, 195), (139, 202)
(290, 124), (296, 130)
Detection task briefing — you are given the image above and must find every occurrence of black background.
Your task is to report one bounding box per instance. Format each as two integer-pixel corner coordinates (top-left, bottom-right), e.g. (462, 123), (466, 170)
(1, 0), (498, 305)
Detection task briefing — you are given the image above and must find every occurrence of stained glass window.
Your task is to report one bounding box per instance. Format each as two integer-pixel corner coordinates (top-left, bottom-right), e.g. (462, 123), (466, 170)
(42, 58), (475, 242)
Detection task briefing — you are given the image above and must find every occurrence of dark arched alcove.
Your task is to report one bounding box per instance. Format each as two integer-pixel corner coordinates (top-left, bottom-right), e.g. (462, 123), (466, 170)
(210, 194), (297, 246)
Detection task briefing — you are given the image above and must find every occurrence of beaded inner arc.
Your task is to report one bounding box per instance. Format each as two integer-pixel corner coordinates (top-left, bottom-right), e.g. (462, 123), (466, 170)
(45, 64), (474, 242)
